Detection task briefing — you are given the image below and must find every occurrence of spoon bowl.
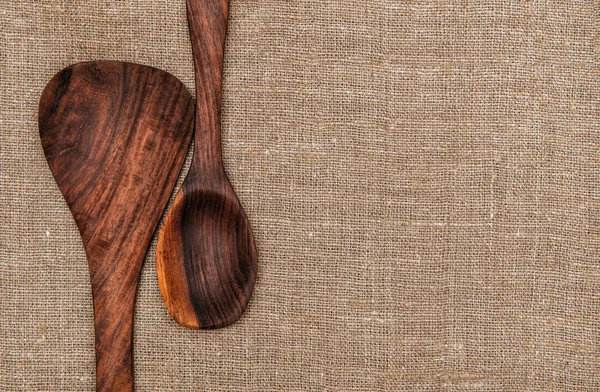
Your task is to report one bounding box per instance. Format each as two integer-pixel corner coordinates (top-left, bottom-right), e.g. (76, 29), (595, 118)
(157, 172), (257, 329)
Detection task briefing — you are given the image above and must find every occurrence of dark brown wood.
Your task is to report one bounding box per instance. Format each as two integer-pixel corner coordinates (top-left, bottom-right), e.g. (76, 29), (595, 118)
(39, 61), (194, 392)
(156, 0), (258, 330)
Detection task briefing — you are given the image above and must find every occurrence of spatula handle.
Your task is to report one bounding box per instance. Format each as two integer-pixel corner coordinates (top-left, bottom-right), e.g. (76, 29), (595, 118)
(186, 0), (229, 172)
(91, 261), (139, 392)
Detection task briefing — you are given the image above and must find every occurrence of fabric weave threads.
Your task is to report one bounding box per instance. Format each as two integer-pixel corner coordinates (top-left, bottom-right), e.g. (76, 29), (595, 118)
(1, 1), (599, 390)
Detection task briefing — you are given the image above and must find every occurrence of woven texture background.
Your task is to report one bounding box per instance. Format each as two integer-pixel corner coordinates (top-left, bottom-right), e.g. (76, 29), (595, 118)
(2, 1), (599, 390)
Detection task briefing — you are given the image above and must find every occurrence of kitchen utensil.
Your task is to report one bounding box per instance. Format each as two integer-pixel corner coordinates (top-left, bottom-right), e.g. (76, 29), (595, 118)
(39, 61), (194, 391)
(156, 0), (257, 329)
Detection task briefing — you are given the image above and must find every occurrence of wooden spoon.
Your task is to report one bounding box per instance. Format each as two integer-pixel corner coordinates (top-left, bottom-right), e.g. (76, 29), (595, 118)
(156, 0), (258, 330)
(39, 61), (194, 392)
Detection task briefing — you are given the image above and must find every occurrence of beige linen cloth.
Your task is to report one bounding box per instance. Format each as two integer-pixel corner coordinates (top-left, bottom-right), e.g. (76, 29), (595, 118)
(1, 1), (599, 390)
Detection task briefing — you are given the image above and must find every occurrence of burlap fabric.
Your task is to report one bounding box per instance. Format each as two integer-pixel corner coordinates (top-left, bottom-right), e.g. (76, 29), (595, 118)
(2, 1), (599, 390)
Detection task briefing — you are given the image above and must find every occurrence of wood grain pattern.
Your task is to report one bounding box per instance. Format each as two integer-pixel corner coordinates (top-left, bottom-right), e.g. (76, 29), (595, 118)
(39, 61), (194, 392)
(156, 0), (258, 330)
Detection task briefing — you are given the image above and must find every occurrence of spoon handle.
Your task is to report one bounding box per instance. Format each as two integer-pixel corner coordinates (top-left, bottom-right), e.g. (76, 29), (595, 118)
(186, 0), (229, 172)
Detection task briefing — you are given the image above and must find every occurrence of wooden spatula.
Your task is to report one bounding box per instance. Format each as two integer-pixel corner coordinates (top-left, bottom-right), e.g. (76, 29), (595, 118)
(156, 0), (258, 330)
(39, 61), (194, 392)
